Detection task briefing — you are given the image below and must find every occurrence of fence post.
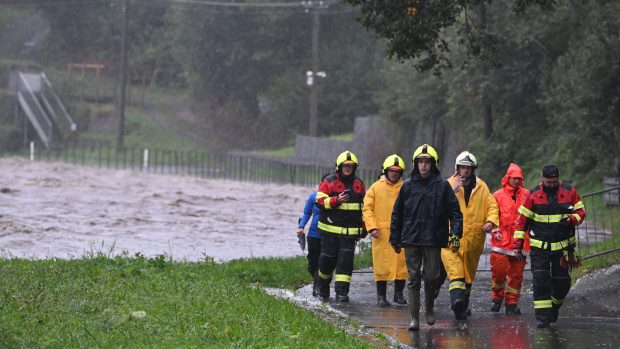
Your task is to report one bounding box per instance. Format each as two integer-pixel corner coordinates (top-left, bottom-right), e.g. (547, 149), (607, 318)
(29, 141), (35, 161)
(143, 148), (149, 171)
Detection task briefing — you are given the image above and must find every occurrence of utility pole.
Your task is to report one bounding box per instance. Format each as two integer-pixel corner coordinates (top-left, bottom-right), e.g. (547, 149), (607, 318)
(478, 3), (493, 140)
(304, 1), (327, 137)
(117, 0), (129, 151)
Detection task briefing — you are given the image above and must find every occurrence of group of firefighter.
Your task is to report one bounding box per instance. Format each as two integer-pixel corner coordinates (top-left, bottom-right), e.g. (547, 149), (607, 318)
(297, 145), (586, 330)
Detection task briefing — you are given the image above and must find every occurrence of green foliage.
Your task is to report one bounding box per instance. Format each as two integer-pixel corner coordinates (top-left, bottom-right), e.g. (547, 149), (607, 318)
(345, 0), (555, 73)
(175, 3), (383, 146)
(0, 255), (373, 348)
(373, 0), (620, 187)
(38, 1), (184, 88)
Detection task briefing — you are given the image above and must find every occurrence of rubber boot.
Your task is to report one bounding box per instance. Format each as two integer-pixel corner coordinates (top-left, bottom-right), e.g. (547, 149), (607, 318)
(505, 304), (521, 315)
(464, 288), (472, 317)
(408, 288), (421, 331)
(491, 299), (502, 312)
(424, 282), (436, 326)
(376, 281), (390, 307)
(536, 318), (550, 328)
(312, 272), (320, 297)
(550, 305), (559, 323)
(393, 279), (407, 305)
(319, 278), (330, 301)
(335, 293), (349, 302)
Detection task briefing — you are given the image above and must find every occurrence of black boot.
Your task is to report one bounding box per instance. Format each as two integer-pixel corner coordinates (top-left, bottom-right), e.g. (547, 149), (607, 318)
(464, 286), (472, 317)
(505, 304), (521, 315)
(491, 299), (502, 312)
(312, 272), (320, 297)
(376, 281), (390, 306)
(536, 318), (550, 328)
(452, 299), (467, 320)
(550, 305), (559, 322)
(408, 288), (421, 331)
(336, 293), (349, 302)
(319, 278), (330, 301)
(424, 282), (436, 325)
(393, 280), (407, 305)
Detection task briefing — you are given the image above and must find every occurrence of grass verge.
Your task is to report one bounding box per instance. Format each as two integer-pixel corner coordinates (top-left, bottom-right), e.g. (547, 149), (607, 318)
(0, 249), (374, 348)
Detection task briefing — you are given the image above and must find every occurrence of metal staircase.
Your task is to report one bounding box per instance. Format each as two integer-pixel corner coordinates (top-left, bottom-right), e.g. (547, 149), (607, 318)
(12, 71), (77, 149)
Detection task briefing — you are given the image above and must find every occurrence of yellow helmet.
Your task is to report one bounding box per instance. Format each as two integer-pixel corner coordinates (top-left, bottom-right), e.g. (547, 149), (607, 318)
(454, 151), (478, 170)
(412, 144), (439, 164)
(382, 154), (405, 172)
(335, 151), (359, 168)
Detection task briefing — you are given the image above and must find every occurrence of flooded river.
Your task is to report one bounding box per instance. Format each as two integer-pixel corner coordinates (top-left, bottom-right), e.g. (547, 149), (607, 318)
(0, 158), (309, 261)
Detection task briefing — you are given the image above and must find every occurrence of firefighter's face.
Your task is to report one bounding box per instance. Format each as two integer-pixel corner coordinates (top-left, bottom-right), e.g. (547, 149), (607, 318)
(341, 164), (354, 176)
(542, 177), (559, 188)
(457, 165), (473, 179)
(417, 158), (432, 177)
(508, 177), (522, 189)
(386, 169), (402, 182)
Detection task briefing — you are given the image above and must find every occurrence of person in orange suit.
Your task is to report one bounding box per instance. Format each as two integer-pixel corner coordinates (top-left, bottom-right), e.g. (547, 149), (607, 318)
(490, 163), (530, 314)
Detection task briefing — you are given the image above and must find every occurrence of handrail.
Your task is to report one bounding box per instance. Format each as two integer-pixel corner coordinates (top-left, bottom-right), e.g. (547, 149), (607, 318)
(41, 72), (77, 133)
(18, 72), (53, 148)
(583, 185), (620, 198)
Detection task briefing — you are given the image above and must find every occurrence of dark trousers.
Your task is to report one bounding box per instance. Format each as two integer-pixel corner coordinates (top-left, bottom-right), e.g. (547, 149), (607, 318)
(531, 249), (571, 320)
(404, 246), (442, 292)
(318, 234), (357, 295)
(307, 236), (321, 276)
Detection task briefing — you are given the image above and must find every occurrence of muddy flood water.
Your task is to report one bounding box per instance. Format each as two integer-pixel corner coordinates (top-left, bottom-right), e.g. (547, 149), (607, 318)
(0, 158), (309, 261)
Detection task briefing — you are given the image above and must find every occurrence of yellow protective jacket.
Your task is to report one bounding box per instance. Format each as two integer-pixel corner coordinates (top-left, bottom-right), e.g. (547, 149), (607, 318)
(442, 175), (499, 283)
(363, 177), (408, 281)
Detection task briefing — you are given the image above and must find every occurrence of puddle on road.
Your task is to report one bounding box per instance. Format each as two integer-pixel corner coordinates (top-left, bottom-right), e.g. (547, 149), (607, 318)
(294, 270), (620, 348)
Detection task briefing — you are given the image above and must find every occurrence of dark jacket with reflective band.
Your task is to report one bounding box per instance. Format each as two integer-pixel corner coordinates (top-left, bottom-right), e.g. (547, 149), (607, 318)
(316, 173), (366, 239)
(390, 172), (463, 248)
(513, 182), (586, 247)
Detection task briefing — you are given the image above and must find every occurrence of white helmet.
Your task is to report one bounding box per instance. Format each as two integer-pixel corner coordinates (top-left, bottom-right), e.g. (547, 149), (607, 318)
(454, 151), (478, 170)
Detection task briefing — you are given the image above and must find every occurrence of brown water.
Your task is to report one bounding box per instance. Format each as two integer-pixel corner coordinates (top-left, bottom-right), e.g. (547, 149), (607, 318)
(0, 158), (309, 261)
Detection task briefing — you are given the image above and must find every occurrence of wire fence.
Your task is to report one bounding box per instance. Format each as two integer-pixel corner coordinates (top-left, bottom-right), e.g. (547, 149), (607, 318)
(4, 143), (382, 187)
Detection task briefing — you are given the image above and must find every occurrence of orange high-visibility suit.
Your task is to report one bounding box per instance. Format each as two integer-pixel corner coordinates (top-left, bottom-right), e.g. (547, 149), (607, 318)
(491, 163), (530, 306)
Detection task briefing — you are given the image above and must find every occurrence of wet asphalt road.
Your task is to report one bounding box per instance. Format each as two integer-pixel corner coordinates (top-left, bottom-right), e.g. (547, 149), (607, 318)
(297, 266), (620, 348)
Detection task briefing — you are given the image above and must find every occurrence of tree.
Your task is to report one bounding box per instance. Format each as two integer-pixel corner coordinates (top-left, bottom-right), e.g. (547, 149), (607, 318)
(344, 0), (555, 73)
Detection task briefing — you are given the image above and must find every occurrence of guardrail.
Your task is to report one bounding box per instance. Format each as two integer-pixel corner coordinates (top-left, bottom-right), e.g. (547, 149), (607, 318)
(578, 186), (620, 259)
(11, 144), (382, 188)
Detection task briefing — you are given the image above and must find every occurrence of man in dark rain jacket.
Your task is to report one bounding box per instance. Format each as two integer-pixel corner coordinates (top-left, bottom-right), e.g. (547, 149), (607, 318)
(390, 144), (463, 331)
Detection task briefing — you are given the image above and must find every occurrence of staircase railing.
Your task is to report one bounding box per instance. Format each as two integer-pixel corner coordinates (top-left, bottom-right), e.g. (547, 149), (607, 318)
(40, 72), (77, 138)
(17, 72), (53, 149)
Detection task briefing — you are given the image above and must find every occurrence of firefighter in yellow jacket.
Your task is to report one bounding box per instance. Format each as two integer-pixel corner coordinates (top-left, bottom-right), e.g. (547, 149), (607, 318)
(363, 154), (408, 306)
(442, 151), (499, 320)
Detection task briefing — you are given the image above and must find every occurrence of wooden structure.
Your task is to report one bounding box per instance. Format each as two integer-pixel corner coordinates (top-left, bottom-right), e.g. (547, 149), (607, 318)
(66, 63), (105, 99)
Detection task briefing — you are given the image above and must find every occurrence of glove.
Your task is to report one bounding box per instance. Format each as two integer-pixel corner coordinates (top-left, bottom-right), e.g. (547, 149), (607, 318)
(515, 250), (525, 261)
(491, 228), (502, 241)
(559, 216), (572, 227)
(449, 233), (460, 253)
(560, 250), (581, 271)
(512, 238), (524, 250)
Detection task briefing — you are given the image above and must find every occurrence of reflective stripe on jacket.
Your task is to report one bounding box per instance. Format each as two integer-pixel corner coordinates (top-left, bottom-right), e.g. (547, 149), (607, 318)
(316, 173), (366, 239)
(513, 182), (586, 248)
(492, 163), (530, 253)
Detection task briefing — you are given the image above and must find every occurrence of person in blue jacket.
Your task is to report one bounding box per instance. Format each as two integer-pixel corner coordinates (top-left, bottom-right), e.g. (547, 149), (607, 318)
(297, 175), (328, 297)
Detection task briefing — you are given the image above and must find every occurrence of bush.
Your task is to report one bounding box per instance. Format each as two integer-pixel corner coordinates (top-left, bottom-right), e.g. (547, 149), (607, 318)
(0, 124), (22, 152)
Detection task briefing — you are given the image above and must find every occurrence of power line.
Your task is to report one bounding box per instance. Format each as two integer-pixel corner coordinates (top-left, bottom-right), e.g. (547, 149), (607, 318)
(168, 0), (308, 9)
